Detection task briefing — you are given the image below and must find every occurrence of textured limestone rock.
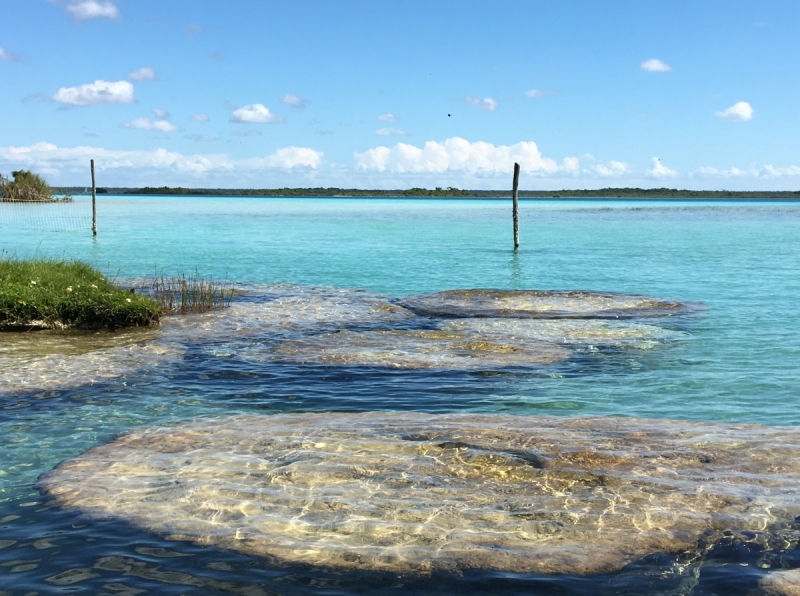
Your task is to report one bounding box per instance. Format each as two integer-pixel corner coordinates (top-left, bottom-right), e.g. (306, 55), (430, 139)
(259, 328), (571, 369)
(0, 328), (183, 393)
(439, 318), (685, 349)
(761, 570), (800, 596)
(160, 287), (414, 341)
(402, 289), (699, 319)
(41, 413), (800, 576)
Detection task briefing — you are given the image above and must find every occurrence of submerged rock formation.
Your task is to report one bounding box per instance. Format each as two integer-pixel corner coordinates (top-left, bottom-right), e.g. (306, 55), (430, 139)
(41, 413), (800, 576)
(402, 289), (699, 319)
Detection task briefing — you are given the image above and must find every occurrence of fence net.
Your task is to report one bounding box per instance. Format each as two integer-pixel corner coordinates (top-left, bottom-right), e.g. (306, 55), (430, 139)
(0, 197), (93, 232)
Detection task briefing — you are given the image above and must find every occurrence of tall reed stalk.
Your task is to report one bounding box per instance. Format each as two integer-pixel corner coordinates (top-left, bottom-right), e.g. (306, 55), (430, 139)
(147, 272), (234, 315)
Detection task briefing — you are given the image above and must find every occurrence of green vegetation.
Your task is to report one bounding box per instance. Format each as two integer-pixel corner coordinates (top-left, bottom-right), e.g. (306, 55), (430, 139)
(48, 185), (800, 199)
(148, 272), (234, 314)
(0, 259), (160, 330)
(1, 170), (73, 203)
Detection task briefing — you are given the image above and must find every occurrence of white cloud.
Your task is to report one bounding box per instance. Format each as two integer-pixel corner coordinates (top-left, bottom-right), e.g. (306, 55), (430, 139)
(763, 165), (800, 177)
(525, 89), (547, 98)
(0, 142), (323, 182)
(641, 58), (672, 72)
(52, 80), (134, 106)
(191, 114), (210, 122)
(151, 108), (170, 120)
(715, 101), (753, 122)
(230, 104), (285, 124)
(355, 137), (558, 175)
(378, 113), (398, 122)
(184, 24), (204, 35)
(246, 147), (323, 169)
(562, 156), (580, 171)
(128, 67), (155, 81)
(122, 117), (179, 133)
(695, 164), (800, 178)
(281, 94), (309, 109)
(376, 128), (407, 136)
(0, 46), (16, 61)
(465, 96), (498, 111)
(65, 1), (119, 20)
(593, 161), (630, 176)
(647, 157), (677, 178)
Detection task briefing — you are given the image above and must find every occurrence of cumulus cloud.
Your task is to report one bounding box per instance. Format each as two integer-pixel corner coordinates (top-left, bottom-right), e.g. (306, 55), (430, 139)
(128, 67), (155, 81)
(52, 80), (134, 106)
(281, 94), (309, 109)
(230, 104), (285, 124)
(191, 114), (210, 122)
(465, 96), (498, 111)
(0, 46), (17, 61)
(593, 161), (630, 177)
(122, 117), (179, 133)
(0, 142), (323, 182)
(376, 128), (407, 136)
(641, 58), (672, 72)
(355, 137), (558, 175)
(378, 113), (398, 122)
(151, 108), (170, 120)
(647, 157), (677, 178)
(64, 1), (119, 20)
(715, 101), (753, 122)
(246, 147), (323, 169)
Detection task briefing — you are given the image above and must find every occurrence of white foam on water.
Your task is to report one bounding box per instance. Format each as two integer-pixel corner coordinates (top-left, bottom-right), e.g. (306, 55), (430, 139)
(41, 413), (800, 576)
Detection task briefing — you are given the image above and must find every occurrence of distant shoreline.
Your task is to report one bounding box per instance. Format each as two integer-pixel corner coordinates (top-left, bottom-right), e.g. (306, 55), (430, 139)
(54, 186), (800, 200)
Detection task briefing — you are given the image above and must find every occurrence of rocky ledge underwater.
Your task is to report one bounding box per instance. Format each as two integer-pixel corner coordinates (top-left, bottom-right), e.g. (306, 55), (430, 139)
(4, 285), (800, 593)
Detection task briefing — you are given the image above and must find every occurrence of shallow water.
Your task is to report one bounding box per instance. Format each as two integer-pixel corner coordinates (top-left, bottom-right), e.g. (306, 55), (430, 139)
(1, 197), (800, 595)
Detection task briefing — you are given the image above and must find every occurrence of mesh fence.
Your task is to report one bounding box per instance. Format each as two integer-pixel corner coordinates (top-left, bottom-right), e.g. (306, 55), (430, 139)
(0, 197), (93, 232)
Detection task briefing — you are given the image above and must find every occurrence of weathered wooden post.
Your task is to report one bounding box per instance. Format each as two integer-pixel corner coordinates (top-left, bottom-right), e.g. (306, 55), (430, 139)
(512, 162), (520, 249)
(91, 159), (97, 236)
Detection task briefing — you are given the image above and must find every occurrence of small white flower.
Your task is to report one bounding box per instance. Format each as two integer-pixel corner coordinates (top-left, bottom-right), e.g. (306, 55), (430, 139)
(66, 287), (73, 293)
(90, 284), (98, 289)
(126, 298), (132, 303)
(30, 280), (36, 285)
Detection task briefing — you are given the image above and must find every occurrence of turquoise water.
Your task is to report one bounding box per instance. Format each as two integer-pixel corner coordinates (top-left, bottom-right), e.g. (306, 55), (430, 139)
(1, 197), (800, 594)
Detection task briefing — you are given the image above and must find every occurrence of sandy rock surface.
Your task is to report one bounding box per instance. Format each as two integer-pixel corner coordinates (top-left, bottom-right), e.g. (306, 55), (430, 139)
(41, 412), (800, 575)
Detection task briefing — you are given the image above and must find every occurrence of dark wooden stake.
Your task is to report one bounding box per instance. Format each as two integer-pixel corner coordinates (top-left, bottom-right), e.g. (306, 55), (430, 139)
(91, 159), (97, 236)
(512, 162), (520, 249)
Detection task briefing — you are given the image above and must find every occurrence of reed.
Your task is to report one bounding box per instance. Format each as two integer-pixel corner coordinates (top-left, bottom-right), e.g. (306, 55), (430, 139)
(146, 272), (234, 315)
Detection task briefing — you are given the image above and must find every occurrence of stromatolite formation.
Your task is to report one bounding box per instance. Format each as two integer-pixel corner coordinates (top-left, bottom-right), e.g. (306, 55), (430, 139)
(0, 328), (183, 393)
(439, 318), (686, 349)
(401, 289), (699, 319)
(41, 413), (800, 576)
(761, 570), (800, 596)
(160, 287), (414, 341)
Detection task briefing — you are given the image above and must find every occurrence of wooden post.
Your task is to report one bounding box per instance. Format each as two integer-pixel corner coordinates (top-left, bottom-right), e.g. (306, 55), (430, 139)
(512, 162), (520, 249)
(91, 159), (97, 236)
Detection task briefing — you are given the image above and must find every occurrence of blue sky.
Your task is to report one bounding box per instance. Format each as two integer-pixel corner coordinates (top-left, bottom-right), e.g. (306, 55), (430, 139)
(1, 0), (798, 189)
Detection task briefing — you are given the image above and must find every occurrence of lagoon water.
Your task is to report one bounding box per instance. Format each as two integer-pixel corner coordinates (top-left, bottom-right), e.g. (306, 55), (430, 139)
(1, 196), (800, 595)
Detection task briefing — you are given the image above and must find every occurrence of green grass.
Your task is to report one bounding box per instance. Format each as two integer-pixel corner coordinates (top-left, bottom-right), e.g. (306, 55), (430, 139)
(0, 259), (160, 330)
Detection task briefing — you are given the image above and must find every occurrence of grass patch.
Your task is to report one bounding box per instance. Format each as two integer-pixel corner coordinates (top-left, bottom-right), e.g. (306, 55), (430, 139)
(0, 259), (160, 330)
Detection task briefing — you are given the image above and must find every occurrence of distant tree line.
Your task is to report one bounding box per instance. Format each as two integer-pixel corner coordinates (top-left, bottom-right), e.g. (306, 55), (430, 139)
(50, 185), (800, 199)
